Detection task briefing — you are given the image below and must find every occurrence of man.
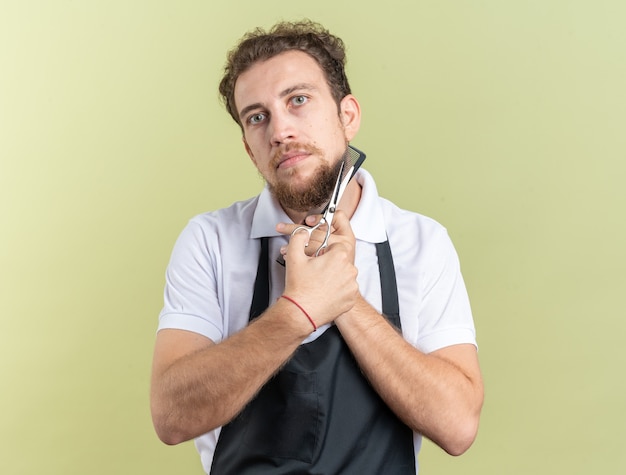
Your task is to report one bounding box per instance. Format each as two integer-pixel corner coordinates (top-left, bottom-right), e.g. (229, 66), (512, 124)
(151, 20), (483, 474)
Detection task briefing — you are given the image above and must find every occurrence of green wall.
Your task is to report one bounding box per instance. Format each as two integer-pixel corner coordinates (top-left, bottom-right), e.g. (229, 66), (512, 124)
(2, 1), (625, 473)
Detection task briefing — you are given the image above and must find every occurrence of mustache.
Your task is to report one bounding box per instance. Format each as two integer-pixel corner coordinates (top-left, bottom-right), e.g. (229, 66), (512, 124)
(270, 143), (324, 168)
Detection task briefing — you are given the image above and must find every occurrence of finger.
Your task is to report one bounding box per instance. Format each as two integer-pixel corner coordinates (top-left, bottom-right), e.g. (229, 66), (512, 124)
(276, 215), (323, 236)
(284, 228), (310, 264)
(328, 210), (354, 239)
(305, 225), (330, 248)
(304, 214), (323, 226)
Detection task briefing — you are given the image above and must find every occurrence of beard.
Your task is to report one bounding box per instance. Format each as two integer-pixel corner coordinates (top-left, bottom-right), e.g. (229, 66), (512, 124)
(267, 143), (345, 214)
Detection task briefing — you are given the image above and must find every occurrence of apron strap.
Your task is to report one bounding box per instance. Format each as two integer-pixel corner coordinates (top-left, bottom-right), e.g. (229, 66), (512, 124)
(375, 239), (401, 329)
(249, 237), (270, 321)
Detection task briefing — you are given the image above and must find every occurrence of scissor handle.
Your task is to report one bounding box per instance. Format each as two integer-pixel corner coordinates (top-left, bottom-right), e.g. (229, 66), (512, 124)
(291, 218), (332, 257)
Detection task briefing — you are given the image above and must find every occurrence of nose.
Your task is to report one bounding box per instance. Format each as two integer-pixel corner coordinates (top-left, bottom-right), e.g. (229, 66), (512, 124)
(268, 111), (296, 146)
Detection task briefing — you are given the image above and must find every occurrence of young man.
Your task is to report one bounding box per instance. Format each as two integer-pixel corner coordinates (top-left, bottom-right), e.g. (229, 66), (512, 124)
(151, 20), (483, 474)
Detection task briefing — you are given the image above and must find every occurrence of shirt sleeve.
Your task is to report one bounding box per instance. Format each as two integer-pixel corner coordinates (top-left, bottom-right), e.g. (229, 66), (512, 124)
(414, 226), (477, 354)
(157, 219), (225, 343)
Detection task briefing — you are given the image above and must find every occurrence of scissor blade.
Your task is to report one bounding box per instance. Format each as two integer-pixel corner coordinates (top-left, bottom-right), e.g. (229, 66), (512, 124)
(333, 165), (358, 209)
(329, 161), (347, 210)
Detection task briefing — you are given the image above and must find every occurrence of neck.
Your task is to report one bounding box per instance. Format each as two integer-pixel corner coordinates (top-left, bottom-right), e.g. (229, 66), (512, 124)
(283, 179), (362, 224)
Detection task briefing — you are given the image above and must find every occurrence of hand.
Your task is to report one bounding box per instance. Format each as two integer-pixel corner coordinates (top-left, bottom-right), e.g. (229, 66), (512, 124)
(276, 210), (358, 328)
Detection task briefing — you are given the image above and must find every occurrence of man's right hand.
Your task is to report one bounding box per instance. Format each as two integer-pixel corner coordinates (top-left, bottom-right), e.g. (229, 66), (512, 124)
(279, 210), (359, 330)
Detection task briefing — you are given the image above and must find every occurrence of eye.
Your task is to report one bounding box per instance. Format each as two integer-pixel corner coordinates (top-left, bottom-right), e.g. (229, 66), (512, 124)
(248, 112), (266, 125)
(291, 95), (308, 106)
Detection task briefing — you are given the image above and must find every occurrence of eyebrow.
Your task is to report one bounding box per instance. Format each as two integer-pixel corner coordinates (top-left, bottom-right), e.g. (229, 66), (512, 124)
(238, 83), (318, 122)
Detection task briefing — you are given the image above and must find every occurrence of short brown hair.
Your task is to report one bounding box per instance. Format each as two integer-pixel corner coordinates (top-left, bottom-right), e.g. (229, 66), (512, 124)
(218, 20), (352, 126)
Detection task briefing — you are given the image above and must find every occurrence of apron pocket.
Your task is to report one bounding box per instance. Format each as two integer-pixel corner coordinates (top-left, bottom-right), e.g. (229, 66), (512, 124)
(242, 369), (320, 463)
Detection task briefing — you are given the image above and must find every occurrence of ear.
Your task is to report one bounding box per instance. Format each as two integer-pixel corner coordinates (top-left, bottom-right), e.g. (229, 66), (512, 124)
(339, 94), (361, 142)
(242, 136), (257, 165)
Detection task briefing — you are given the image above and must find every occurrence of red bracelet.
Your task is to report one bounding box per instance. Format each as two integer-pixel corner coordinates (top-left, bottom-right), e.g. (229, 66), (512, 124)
(280, 295), (317, 331)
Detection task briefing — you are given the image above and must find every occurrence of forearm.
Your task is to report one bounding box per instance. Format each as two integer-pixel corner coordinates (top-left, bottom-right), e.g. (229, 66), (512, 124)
(335, 297), (483, 455)
(151, 299), (311, 445)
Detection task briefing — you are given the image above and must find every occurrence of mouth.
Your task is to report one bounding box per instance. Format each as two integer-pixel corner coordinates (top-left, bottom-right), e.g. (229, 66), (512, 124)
(275, 150), (311, 169)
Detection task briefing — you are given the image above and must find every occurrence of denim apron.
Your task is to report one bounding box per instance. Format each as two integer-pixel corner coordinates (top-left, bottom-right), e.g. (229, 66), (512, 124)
(211, 237), (415, 474)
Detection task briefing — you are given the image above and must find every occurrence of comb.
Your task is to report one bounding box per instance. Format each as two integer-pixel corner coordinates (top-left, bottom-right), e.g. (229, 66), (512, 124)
(321, 144), (366, 214)
(342, 144), (366, 183)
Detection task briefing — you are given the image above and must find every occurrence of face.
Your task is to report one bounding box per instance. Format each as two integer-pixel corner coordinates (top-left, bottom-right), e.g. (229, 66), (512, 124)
(234, 50), (360, 213)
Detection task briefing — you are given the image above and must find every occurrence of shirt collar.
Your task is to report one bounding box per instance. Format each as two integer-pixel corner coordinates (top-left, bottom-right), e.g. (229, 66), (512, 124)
(250, 186), (291, 239)
(250, 168), (387, 243)
(350, 169), (388, 243)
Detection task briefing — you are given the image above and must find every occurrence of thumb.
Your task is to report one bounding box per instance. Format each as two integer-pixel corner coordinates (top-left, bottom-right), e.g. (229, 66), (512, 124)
(329, 210), (354, 240)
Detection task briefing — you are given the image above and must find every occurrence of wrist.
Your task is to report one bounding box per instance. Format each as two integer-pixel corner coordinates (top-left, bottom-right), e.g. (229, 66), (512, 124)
(272, 296), (317, 338)
(335, 293), (366, 325)
(281, 295), (316, 331)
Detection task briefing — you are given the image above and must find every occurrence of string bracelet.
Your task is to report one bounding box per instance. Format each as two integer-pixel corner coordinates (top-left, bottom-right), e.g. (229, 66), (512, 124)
(280, 295), (317, 331)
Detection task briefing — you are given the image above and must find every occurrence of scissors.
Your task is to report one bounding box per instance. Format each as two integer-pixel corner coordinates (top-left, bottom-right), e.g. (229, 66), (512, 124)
(290, 159), (353, 257)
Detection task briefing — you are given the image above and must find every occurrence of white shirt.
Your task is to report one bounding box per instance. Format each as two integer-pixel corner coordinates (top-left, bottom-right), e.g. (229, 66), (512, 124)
(158, 168), (477, 473)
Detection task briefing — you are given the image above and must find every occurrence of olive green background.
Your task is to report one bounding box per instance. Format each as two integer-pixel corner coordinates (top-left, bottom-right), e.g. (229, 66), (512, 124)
(2, 1), (625, 473)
